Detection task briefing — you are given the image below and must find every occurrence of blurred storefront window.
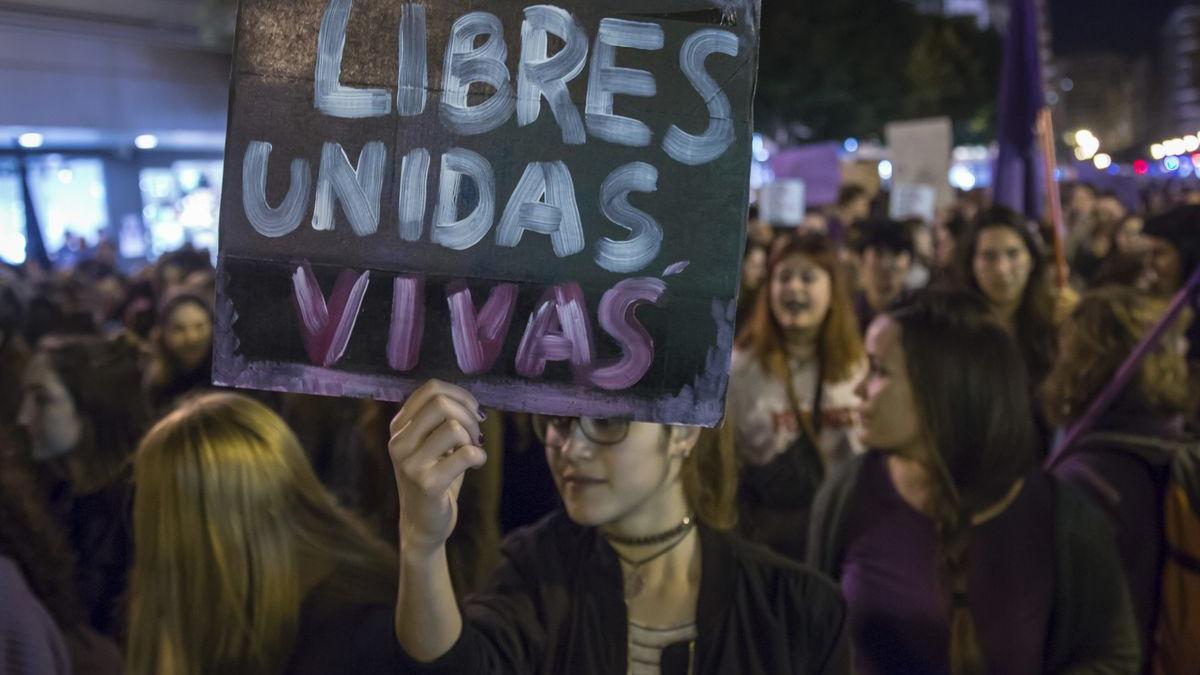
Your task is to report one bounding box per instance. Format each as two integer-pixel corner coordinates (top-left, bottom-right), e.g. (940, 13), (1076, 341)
(0, 155), (109, 265)
(30, 156), (109, 263)
(0, 158), (25, 264)
(139, 160), (222, 263)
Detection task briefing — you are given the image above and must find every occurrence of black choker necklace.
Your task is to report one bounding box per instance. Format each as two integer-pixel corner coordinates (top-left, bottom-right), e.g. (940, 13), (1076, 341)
(604, 515), (694, 547)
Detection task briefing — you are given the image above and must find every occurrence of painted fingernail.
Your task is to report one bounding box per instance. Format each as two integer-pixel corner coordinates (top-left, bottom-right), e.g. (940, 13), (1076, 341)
(477, 407), (487, 421)
(477, 432), (485, 446)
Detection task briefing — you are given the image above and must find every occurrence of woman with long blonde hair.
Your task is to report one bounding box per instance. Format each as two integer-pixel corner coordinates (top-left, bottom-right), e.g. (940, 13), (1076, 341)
(126, 392), (399, 675)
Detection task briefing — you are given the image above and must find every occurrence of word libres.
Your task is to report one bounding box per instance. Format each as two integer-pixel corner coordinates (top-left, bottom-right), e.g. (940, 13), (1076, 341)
(292, 262), (669, 390)
(242, 1), (742, 275)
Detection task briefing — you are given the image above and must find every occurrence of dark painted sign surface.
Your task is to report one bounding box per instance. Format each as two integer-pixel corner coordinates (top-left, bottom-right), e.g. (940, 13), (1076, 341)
(215, 0), (760, 425)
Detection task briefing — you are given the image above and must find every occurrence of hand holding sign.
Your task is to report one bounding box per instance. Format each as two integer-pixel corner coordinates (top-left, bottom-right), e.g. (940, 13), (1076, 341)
(388, 379), (487, 556)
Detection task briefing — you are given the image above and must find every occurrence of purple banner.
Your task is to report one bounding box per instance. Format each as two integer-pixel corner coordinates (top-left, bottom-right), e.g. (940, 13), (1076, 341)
(767, 142), (841, 207)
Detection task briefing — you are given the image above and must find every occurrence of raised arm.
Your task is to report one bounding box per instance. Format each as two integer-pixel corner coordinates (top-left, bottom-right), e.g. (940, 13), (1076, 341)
(388, 380), (487, 662)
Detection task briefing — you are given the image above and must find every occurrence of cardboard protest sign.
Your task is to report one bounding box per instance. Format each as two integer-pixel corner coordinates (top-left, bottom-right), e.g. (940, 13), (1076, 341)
(759, 180), (805, 226)
(214, 0), (761, 426)
(889, 183), (937, 223)
(885, 117), (953, 209)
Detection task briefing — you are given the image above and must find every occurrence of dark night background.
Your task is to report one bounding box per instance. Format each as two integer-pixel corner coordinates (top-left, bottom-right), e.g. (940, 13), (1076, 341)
(1052, 0), (1177, 56)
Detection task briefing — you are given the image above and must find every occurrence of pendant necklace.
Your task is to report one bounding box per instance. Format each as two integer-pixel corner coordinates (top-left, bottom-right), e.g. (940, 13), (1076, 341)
(607, 516), (696, 601)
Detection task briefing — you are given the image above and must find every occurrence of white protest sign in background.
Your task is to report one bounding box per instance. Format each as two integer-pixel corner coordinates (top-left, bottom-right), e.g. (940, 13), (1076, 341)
(889, 184), (937, 223)
(759, 180), (805, 227)
(885, 117), (953, 210)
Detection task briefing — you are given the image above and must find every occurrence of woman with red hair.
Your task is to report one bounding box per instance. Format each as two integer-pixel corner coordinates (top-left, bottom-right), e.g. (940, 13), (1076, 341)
(728, 233), (866, 561)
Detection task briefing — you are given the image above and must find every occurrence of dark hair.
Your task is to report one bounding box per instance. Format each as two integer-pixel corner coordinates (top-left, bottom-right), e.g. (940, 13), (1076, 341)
(853, 219), (915, 256)
(1143, 205), (1200, 278)
(837, 184), (869, 207)
(0, 453), (86, 634)
(958, 206), (1057, 383)
(39, 334), (150, 492)
(942, 214), (970, 240)
(23, 280), (97, 345)
(736, 233), (864, 384)
(886, 289), (1037, 675)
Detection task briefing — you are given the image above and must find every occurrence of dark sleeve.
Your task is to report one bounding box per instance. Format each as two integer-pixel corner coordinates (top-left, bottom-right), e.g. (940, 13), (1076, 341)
(805, 454), (865, 579)
(393, 526), (551, 675)
(793, 571), (851, 675)
(1046, 482), (1141, 675)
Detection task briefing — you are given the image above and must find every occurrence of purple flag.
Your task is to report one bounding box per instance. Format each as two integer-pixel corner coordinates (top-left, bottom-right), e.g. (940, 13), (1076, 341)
(993, 0), (1045, 219)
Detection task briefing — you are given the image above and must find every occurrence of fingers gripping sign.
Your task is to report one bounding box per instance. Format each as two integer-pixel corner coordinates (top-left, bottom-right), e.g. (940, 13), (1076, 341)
(389, 380), (488, 555)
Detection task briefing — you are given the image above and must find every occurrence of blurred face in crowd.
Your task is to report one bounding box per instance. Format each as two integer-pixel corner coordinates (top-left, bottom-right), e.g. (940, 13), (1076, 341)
(844, 195), (871, 223)
(747, 218), (774, 247)
(911, 225), (933, 264)
(17, 354), (82, 461)
(164, 302), (213, 371)
(802, 212), (829, 235)
(1114, 216), (1146, 255)
(1095, 196), (1127, 229)
(856, 316), (922, 456)
(1069, 186), (1095, 217)
(862, 246), (912, 306)
(742, 247), (768, 292)
(972, 226), (1032, 310)
(769, 254), (833, 337)
(1143, 236), (1183, 295)
(932, 221), (957, 268)
(541, 418), (690, 527)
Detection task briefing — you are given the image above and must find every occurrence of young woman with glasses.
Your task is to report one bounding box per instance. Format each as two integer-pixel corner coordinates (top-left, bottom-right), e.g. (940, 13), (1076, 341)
(386, 379), (849, 674)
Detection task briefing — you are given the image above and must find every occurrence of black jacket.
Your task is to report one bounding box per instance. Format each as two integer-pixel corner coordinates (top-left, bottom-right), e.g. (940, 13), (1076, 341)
(397, 511), (850, 674)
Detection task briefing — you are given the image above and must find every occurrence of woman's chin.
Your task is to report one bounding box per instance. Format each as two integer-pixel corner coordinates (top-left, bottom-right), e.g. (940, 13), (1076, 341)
(561, 499), (613, 528)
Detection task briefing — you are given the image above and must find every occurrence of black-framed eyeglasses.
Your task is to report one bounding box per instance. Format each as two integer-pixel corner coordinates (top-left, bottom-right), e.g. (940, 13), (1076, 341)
(531, 415), (631, 446)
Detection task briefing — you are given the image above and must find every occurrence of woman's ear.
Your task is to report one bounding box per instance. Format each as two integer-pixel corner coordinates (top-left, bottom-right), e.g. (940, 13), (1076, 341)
(668, 425), (702, 459)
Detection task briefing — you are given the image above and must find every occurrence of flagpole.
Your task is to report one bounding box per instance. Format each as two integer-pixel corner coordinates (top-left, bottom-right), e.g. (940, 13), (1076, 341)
(1037, 107), (1068, 289)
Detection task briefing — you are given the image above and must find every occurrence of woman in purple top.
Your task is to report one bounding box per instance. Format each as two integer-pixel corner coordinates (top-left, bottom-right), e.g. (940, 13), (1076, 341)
(809, 289), (1141, 675)
(1043, 286), (1194, 671)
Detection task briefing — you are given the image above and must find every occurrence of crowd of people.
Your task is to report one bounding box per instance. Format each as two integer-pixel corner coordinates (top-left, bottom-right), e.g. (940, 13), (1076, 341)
(0, 178), (1197, 674)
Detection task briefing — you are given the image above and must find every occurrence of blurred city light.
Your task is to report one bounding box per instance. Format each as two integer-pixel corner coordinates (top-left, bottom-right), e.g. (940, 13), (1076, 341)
(878, 160), (893, 181)
(1092, 153), (1112, 170)
(134, 134), (159, 150)
(17, 132), (43, 148)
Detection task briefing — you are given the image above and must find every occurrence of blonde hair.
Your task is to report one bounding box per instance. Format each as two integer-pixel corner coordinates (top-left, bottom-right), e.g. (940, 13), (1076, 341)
(1042, 287), (1193, 425)
(127, 393), (396, 675)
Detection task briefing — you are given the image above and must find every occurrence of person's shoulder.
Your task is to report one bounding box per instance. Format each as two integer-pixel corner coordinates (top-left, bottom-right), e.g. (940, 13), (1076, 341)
(1050, 476), (1116, 538)
(501, 511), (587, 559)
(718, 531), (847, 622)
(288, 597), (400, 675)
(717, 531), (839, 599)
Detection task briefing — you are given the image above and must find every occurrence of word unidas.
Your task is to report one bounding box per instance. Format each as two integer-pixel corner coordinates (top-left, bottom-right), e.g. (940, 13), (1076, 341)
(292, 262), (668, 390)
(243, 1), (741, 275)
